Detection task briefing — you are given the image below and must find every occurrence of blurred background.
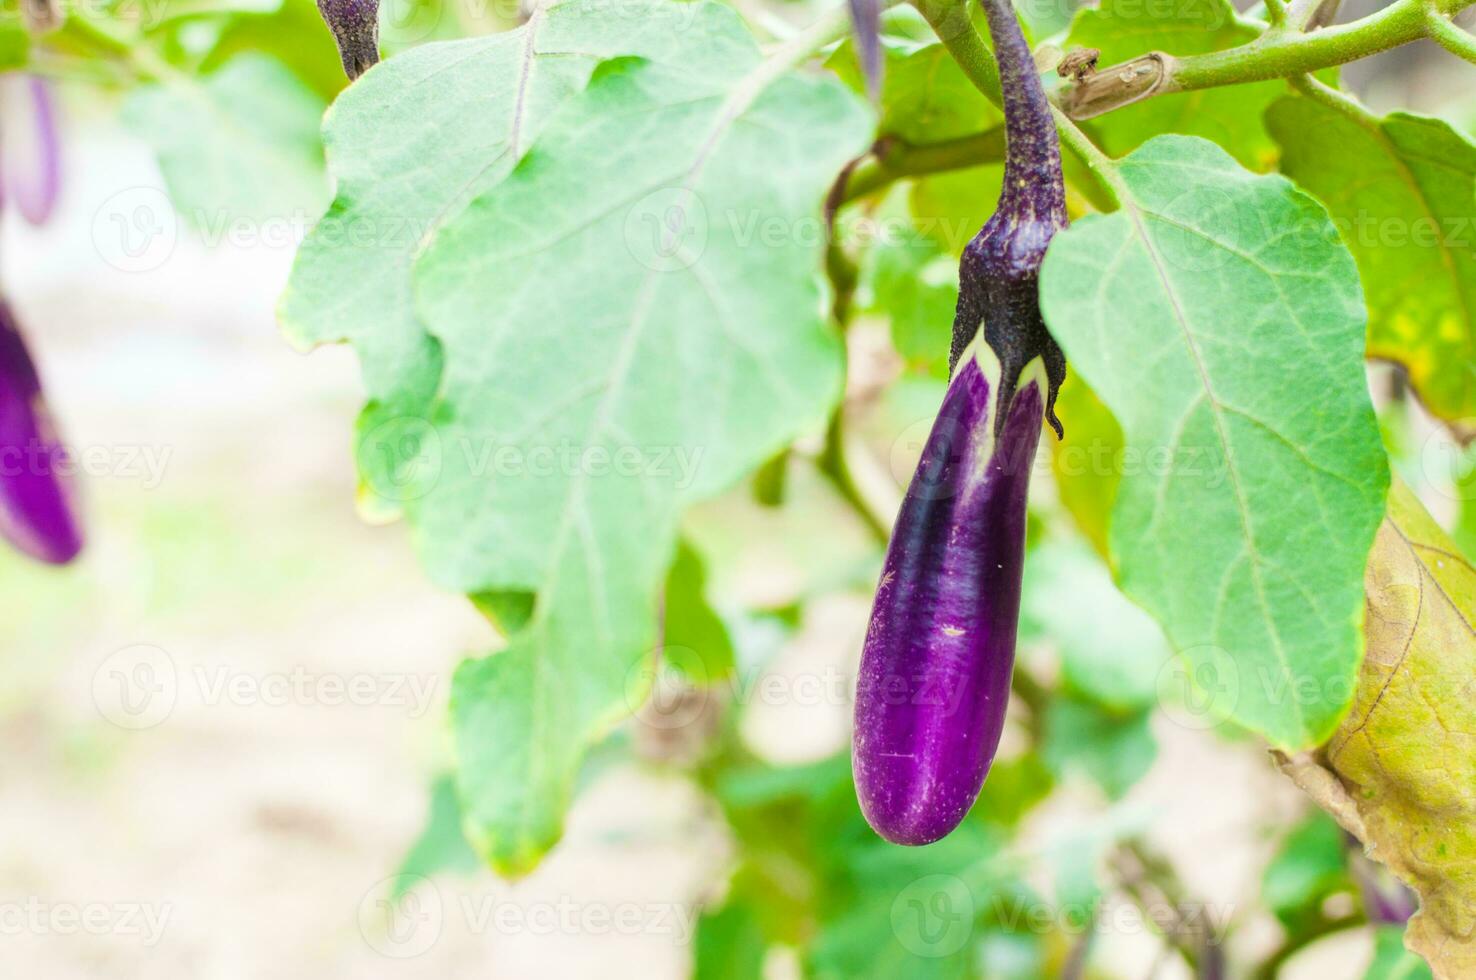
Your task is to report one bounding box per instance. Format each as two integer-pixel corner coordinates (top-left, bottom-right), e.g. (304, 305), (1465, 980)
(1, 0), (1474, 976)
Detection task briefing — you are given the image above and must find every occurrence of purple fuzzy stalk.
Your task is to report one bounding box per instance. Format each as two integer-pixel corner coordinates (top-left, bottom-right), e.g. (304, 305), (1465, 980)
(0, 301), (82, 564)
(853, 349), (1045, 845)
(6, 76), (63, 227)
(950, 0), (1068, 436)
(317, 0), (381, 81)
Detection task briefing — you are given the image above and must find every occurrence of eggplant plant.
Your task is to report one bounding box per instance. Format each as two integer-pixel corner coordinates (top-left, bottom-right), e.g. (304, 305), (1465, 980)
(9, 0), (1476, 976)
(851, 0), (1065, 846)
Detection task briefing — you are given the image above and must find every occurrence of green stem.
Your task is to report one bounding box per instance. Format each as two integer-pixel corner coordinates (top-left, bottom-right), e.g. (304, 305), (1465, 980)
(1424, 4), (1476, 63)
(1250, 914), (1363, 980)
(840, 128), (1007, 203)
(59, 10), (183, 83)
(1289, 73), (1381, 127)
(1167, 0), (1474, 91)
(818, 410), (890, 544)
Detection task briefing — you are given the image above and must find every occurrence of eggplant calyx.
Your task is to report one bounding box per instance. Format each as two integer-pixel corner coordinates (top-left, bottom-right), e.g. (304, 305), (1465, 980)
(950, 0), (1069, 439)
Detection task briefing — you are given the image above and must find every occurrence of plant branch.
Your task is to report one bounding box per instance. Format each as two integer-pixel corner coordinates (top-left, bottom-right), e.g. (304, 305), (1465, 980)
(840, 128), (1008, 204)
(1059, 0), (1476, 120)
(910, 0), (1126, 206)
(817, 409), (891, 544)
(1424, 3), (1476, 63)
(1250, 913), (1362, 980)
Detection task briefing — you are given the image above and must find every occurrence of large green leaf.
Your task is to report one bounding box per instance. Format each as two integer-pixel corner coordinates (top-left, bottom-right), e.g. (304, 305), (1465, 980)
(1040, 136), (1390, 748)
(1268, 98), (1476, 424)
(1066, 0), (1280, 170)
(1048, 372), (1122, 559)
(829, 38), (998, 146)
(125, 54), (328, 224)
(279, 0), (753, 507)
(408, 12), (870, 872)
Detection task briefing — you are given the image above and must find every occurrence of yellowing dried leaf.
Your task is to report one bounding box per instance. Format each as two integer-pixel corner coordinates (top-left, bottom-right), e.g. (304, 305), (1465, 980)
(1318, 481), (1476, 977)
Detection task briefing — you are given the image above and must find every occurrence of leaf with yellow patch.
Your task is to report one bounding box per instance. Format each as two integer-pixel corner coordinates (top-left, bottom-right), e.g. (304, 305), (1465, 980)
(1293, 481), (1476, 977)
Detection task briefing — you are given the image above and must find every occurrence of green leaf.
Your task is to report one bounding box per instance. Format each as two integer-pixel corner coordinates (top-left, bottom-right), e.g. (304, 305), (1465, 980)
(1040, 136), (1390, 748)
(1267, 98), (1476, 424)
(694, 898), (768, 980)
(664, 539), (736, 682)
(125, 54), (328, 225)
(861, 207), (958, 375)
(1048, 372), (1122, 559)
(830, 39), (998, 146)
(280, 0), (753, 503)
(1065, 0), (1280, 170)
(1366, 925), (1435, 980)
(1261, 812), (1352, 931)
(409, 10), (869, 873)
(393, 774), (481, 896)
(0, 18), (28, 69)
(1040, 696), (1156, 799)
(198, 0), (351, 100)
(1023, 542), (1167, 712)
(971, 753), (1054, 830)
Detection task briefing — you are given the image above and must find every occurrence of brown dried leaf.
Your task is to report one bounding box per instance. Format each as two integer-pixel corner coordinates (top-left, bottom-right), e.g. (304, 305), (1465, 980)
(1317, 480), (1476, 977)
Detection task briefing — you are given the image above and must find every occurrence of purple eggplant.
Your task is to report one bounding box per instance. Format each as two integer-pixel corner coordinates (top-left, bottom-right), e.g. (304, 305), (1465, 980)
(0, 300), (82, 565)
(854, 349), (1045, 844)
(3, 76), (63, 227)
(852, 0), (1067, 845)
(317, 0), (381, 81)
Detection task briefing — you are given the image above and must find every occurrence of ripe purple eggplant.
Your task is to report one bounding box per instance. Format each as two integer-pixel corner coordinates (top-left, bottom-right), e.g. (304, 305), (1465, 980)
(317, 0), (381, 81)
(852, 0), (1067, 845)
(0, 300), (82, 565)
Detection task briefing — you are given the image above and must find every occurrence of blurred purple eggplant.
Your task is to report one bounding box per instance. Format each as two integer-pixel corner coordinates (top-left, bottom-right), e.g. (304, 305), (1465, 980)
(2, 75), (63, 226)
(0, 300), (82, 565)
